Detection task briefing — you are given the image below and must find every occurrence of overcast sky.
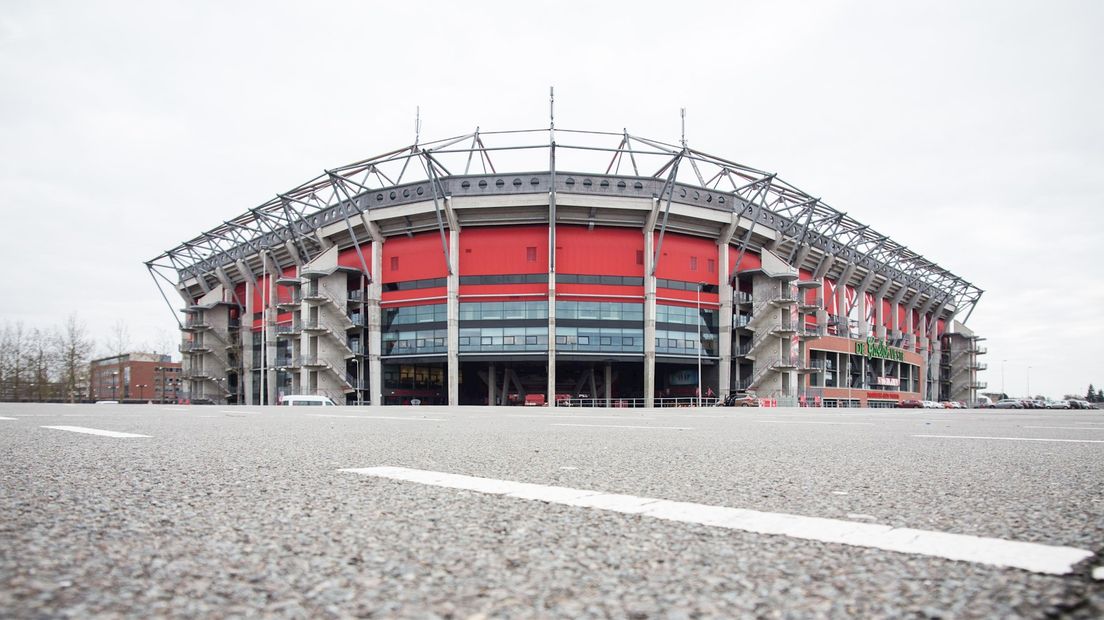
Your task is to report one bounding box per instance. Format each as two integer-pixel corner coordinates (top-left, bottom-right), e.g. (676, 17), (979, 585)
(1, 1), (1101, 399)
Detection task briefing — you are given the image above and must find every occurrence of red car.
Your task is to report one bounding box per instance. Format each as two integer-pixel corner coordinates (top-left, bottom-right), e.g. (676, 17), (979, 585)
(898, 399), (923, 408)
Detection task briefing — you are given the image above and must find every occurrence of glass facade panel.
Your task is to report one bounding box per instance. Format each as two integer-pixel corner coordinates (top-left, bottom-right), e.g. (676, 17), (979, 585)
(382, 328), (448, 356)
(384, 304), (447, 327)
(460, 301), (547, 321)
(460, 326), (548, 353)
(555, 326), (644, 354)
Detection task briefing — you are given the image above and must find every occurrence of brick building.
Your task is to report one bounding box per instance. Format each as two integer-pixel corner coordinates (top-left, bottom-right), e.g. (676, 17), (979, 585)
(88, 353), (182, 403)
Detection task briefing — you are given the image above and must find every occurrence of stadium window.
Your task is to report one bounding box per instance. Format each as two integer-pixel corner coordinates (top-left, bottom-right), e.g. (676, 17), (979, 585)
(577, 336), (589, 345)
(622, 337), (634, 346)
(526, 246), (537, 262)
(503, 336), (515, 345)
(459, 337), (470, 345)
(600, 336), (612, 346)
(690, 256), (698, 271)
(525, 335), (538, 345)
(480, 336), (493, 346)
(390, 256), (399, 271)
(668, 339), (678, 347)
(555, 336), (568, 345)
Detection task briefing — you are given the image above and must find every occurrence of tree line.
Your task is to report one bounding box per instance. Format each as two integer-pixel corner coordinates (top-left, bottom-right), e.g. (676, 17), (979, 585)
(0, 316), (95, 402)
(1084, 384), (1104, 403)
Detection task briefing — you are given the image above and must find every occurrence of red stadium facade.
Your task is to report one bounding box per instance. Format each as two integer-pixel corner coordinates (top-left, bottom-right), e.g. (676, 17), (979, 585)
(148, 128), (985, 407)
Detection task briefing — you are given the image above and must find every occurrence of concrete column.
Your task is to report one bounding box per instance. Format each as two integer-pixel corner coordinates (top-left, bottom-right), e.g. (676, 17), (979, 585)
(368, 239), (384, 406)
(643, 227), (657, 407)
(717, 239), (732, 399)
(604, 363), (612, 407)
(856, 292), (868, 338)
(265, 269), (278, 406)
(447, 229), (460, 406)
(488, 363), (496, 406)
(243, 281), (255, 405)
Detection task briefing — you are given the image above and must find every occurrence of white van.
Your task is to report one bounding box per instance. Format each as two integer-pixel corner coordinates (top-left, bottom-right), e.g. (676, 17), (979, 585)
(281, 395), (337, 406)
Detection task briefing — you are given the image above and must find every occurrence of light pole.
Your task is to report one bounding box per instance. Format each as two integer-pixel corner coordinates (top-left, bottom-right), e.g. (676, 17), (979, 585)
(351, 358), (362, 406)
(697, 282), (703, 408)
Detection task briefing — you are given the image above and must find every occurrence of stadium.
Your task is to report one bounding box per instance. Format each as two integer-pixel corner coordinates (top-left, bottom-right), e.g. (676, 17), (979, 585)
(147, 124), (985, 408)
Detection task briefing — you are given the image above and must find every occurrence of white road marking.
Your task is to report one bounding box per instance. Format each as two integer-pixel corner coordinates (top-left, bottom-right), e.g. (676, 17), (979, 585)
(340, 466), (1092, 575)
(560, 466), (578, 470)
(221, 410), (261, 415)
(914, 434), (1104, 444)
(653, 414), (737, 419)
(552, 423), (693, 430)
(1023, 426), (1104, 431)
(759, 420), (875, 426)
(1093, 566), (1104, 581)
(0, 416), (16, 420)
(832, 491), (850, 495)
(307, 414), (446, 422)
(508, 414), (655, 420)
(41, 426), (150, 438)
(847, 513), (878, 521)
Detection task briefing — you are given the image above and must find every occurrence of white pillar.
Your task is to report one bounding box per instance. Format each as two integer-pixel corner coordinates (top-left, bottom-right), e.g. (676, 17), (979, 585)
(368, 239), (384, 406)
(447, 228), (460, 406)
(717, 240), (732, 399)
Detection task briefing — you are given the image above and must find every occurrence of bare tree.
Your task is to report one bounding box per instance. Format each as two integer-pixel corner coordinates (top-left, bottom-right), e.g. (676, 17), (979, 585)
(57, 314), (93, 402)
(25, 328), (54, 401)
(2, 322), (27, 401)
(108, 320), (131, 357)
(109, 319), (131, 399)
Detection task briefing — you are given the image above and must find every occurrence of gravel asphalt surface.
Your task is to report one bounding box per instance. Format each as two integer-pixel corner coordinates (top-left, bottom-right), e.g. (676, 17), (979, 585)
(2, 403), (1102, 618)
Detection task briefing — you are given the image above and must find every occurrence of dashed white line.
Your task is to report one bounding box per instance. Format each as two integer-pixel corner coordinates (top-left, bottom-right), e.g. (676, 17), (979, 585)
(552, 423), (693, 430)
(340, 466), (1092, 575)
(759, 420), (875, 426)
(508, 415), (655, 420)
(307, 414), (446, 422)
(914, 434), (1104, 444)
(41, 426), (151, 438)
(0, 416), (16, 421)
(1023, 426), (1104, 431)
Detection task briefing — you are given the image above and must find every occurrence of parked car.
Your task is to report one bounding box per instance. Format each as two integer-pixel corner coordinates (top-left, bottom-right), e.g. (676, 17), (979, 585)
(1046, 400), (1070, 409)
(719, 393), (759, 407)
(922, 400), (943, 409)
(898, 399), (923, 409)
(281, 395), (337, 406)
(1069, 399), (1094, 410)
(994, 399), (1023, 409)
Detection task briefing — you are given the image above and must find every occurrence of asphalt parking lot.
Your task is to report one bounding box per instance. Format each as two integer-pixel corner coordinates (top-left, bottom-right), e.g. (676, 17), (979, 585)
(2, 403), (1102, 618)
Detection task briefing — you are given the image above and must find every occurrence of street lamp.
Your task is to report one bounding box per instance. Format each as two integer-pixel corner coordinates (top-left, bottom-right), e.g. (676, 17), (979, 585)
(697, 282), (703, 408)
(351, 358), (362, 406)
